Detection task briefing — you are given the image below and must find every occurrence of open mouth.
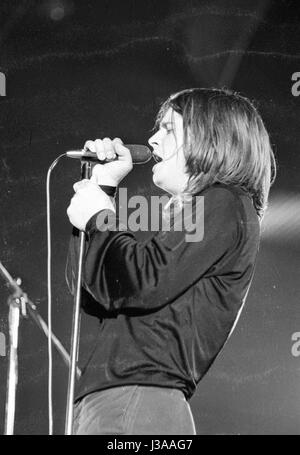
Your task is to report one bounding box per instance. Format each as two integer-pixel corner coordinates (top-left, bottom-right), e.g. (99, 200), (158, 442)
(152, 153), (163, 163)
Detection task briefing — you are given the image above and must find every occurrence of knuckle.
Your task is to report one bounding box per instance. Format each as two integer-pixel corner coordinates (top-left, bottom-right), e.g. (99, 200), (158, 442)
(103, 138), (113, 151)
(113, 137), (123, 144)
(116, 141), (128, 152)
(84, 140), (95, 152)
(95, 139), (105, 157)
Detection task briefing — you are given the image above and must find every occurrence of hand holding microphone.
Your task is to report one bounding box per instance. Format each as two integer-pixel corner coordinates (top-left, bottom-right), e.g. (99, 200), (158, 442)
(67, 137), (138, 231)
(66, 137), (152, 186)
(82, 137), (134, 187)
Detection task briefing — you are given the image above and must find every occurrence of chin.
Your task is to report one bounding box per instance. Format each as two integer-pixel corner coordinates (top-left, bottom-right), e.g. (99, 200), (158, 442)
(153, 172), (177, 194)
(153, 174), (165, 190)
(153, 179), (172, 194)
(152, 173), (160, 187)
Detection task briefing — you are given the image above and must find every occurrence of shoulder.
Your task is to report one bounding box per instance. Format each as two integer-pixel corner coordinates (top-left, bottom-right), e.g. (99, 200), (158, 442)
(200, 183), (260, 244)
(159, 185), (245, 248)
(202, 183), (242, 207)
(205, 183), (260, 244)
(199, 183), (244, 224)
(202, 183), (257, 220)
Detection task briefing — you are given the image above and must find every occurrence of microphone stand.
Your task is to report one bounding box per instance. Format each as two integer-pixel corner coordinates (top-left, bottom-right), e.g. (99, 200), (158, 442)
(4, 284), (22, 435)
(64, 160), (92, 435)
(0, 260), (79, 435)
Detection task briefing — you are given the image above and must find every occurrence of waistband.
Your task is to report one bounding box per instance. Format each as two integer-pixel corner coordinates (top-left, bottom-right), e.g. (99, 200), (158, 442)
(78, 384), (186, 406)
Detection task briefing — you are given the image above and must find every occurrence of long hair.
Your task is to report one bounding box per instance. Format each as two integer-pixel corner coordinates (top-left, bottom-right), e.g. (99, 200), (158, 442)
(156, 88), (276, 219)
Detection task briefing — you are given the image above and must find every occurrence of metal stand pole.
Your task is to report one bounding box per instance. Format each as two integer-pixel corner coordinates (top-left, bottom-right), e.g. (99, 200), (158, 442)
(4, 296), (21, 435)
(0, 260), (81, 435)
(64, 161), (92, 435)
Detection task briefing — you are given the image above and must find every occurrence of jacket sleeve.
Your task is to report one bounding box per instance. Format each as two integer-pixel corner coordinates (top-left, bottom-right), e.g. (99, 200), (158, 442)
(65, 187), (243, 313)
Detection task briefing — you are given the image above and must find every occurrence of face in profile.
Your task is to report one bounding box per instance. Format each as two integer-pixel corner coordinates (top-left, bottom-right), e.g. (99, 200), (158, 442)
(148, 108), (189, 195)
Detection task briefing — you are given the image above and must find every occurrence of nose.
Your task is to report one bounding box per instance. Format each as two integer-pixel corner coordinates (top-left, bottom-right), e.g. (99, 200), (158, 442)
(148, 132), (163, 162)
(148, 130), (160, 149)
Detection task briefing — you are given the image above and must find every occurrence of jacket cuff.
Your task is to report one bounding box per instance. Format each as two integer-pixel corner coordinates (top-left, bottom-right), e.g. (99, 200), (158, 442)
(99, 185), (117, 198)
(85, 209), (117, 235)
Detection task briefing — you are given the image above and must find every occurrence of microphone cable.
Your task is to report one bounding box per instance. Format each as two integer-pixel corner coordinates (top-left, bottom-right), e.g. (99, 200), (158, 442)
(46, 153), (66, 435)
(45, 145), (151, 434)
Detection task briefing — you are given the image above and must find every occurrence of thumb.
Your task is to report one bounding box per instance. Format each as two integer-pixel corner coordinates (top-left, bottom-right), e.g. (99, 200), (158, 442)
(89, 174), (98, 184)
(113, 138), (132, 163)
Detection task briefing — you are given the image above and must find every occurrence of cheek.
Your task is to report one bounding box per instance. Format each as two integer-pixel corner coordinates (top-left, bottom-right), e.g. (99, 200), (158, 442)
(168, 160), (185, 180)
(161, 136), (177, 157)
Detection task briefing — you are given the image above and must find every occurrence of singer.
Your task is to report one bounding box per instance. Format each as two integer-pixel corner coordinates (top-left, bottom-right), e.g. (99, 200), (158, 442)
(66, 88), (276, 435)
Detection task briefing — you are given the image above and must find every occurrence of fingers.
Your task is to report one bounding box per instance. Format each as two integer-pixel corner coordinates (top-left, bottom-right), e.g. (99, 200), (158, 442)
(84, 140), (96, 154)
(91, 137), (117, 162)
(73, 179), (88, 193)
(83, 137), (130, 162)
(113, 137), (123, 146)
(95, 138), (108, 161)
(73, 179), (97, 193)
(103, 138), (117, 160)
(112, 138), (132, 164)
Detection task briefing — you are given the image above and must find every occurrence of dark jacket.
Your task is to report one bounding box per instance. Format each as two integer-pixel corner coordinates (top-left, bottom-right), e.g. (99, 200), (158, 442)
(66, 183), (260, 401)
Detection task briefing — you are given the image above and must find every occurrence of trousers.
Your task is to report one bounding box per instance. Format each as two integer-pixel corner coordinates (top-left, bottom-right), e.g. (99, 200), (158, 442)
(73, 385), (196, 435)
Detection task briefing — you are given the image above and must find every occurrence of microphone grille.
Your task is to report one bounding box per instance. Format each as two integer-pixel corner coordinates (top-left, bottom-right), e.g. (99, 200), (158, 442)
(126, 144), (152, 164)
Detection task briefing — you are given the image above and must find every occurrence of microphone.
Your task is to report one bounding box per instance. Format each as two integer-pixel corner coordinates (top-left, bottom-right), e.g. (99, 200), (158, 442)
(66, 144), (152, 164)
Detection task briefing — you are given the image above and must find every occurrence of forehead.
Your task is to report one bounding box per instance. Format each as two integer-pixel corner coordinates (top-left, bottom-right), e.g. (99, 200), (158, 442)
(160, 108), (183, 126)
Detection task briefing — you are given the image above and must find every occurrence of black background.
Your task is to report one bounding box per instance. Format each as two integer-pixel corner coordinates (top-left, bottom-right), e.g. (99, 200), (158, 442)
(0, 0), (300, 434)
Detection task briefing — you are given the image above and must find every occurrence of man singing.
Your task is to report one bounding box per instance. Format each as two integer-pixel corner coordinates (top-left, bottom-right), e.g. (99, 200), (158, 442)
(66, 88), (276, 435)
